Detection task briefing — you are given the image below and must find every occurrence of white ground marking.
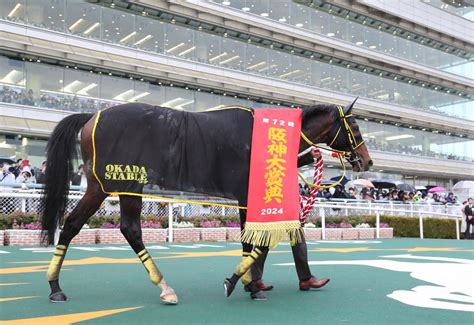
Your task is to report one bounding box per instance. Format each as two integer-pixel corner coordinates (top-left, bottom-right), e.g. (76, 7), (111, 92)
(275, 254), (474, 312)
(315, 240), (382, 244)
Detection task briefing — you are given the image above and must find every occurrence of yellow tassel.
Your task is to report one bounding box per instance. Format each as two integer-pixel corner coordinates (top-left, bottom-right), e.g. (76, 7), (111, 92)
(241, 221), (303, 247)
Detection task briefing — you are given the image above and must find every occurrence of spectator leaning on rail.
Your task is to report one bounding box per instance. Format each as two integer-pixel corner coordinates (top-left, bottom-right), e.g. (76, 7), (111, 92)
(15, 166), (36, 189)
(445, 192), (457, 204)
(35, 160), (47, 184)
(463, 198), (474, 240)
(0, 164), (16, 184)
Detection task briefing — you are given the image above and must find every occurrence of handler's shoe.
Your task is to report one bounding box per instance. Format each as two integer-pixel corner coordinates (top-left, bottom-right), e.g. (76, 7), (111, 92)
(299, 276), (330, 291)
(244, 280), (273, 292)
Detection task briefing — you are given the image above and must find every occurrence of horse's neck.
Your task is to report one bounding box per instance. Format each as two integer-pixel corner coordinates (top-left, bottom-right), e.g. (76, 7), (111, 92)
(300, 110), (335, 151)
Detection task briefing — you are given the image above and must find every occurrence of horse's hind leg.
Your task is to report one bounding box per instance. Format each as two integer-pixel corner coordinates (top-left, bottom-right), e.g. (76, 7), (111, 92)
(224, 245), (269, 300)
(119, 195), (178, 305)
(47, 184), (107, 302)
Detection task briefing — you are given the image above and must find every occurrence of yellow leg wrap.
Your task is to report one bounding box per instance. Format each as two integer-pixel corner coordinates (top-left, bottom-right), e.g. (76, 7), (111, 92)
(47, 245), (68, 281)
(240, 252), (252, 285)
(138, 249), (163, 285)
(234, 249), (262, 283)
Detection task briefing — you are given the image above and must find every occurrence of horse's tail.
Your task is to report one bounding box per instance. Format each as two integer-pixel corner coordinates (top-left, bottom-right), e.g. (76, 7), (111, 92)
(40, 113), (93, 245)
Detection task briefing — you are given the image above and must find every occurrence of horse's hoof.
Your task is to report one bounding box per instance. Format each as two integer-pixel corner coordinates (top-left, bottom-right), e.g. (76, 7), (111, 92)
(160, 289), (178, 305)
(224, 278), (235, 297)
(49, 291), (68, 303)
(250, 290), (267, 301)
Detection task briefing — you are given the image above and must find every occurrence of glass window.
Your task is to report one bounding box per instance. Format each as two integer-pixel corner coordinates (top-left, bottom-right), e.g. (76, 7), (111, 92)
(269, 0), (290, 25)
(195, 31), (221, 65)
(329, 64), (349, 93)
(290, 55), (311, 85)
(130, 17), (164, 53)
(245, 0), (270, 17)
(138, 82), (163, 107)
(220, 38), (245, 70)
(309, 9), (328, 34)
(267, 50), (290, 80)
(26, 61), (64, 108)
(289, 3), (310, 30)
(65, 0), (101, 40)
(101, 8), (135, 45)
(99, 74), (133, 103)
(164, 24), (195, 60)
(246, 44), (269, 76)
(0, 0), (26, 23)
(194, 91), (222, 111)
(26, 0), (65, 32)
(162, 86), (195, 110)
(0, 56), (26, 105)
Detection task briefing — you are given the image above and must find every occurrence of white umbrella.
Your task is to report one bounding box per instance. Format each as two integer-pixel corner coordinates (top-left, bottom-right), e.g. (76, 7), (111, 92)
(452, 181), (474, 197)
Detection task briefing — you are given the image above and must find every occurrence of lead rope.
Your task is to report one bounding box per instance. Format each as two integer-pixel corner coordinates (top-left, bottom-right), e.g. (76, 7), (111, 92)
(299, 148), (323, 225)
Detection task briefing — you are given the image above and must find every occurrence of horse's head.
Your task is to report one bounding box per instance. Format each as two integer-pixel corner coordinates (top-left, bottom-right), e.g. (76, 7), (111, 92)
(301, 99), (373, 172)
(327, 98), (373, 172)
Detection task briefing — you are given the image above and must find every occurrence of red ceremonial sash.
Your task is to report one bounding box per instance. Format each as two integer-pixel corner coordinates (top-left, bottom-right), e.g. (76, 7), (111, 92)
(241, 109), (303, 247)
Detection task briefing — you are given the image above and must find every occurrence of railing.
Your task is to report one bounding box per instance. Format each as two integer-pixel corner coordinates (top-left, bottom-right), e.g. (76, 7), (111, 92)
(0, 191), (464, 241)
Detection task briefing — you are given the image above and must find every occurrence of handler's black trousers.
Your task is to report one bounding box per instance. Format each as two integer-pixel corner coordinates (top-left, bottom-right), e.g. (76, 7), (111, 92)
(465, 219), (474, 239)
(252, 236), (312, 282)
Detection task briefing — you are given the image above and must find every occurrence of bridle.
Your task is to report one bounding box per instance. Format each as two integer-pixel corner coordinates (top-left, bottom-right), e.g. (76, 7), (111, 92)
(329, 105), (365, 166)
(298, 104), (365, 189)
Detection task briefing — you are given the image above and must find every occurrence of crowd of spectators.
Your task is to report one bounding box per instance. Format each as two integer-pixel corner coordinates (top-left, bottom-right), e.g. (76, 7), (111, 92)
(366, 138), (472, 162)
(299, 183), (459, 205)
(0, 159), (42, 188)
(0, 159), (85, 189)
(1, 84), (471, 163)
(0, 158), (462, 208)
(0, 85), (116, 113)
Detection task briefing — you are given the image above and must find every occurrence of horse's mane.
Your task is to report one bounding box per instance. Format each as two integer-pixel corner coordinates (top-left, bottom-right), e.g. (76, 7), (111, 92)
(301, 104), (336, 119)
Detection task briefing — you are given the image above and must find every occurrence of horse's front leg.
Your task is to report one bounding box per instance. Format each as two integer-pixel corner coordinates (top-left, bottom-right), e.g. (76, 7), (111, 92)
(119, 195), (177, 305)
(224, 245), (268, 300)
(238, 209), (253, 285)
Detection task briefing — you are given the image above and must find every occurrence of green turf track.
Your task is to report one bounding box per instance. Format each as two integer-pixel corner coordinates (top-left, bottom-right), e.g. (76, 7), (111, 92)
(1, 238), (473, 324)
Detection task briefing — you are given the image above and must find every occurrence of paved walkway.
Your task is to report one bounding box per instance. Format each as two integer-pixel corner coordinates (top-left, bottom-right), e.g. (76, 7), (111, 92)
(1, 239), (473, 324)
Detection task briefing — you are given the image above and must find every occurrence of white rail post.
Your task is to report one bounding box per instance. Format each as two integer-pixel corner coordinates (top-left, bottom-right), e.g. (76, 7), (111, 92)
(455, 217), (460, 240)
(168, 202), (174, 243)
(376, 212), (380, 239)
(221, 206), (225, 217)
(321, 207), (326, 240)
(21, 197), (26, 212)
(419, 214), (424, 239)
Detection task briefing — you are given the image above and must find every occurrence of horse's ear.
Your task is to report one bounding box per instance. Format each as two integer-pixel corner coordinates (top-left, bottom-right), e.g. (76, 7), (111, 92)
(344, 97), (358, 115)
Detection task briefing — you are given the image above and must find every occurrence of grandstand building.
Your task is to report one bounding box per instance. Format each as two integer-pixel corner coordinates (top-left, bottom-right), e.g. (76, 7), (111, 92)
(0, 0), (473, 187)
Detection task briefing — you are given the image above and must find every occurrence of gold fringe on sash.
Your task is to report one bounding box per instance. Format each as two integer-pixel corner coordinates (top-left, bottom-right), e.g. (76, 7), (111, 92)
(240, 221), (303, 247)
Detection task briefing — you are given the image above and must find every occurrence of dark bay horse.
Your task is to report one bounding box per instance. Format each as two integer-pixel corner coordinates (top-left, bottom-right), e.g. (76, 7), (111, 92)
(41, 101), (372, 304)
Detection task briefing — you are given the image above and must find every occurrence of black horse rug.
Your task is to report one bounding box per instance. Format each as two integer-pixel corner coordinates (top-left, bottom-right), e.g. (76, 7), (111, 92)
(92, 103), (254, 202)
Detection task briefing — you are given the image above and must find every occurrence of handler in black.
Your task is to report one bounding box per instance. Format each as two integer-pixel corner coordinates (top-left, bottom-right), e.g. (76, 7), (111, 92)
(464, 198), (474, 239)
(247, 149), (330, 292)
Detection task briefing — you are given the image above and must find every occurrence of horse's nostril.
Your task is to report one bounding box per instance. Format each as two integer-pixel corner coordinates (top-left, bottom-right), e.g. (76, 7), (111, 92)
(368, 160), (373, 167)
